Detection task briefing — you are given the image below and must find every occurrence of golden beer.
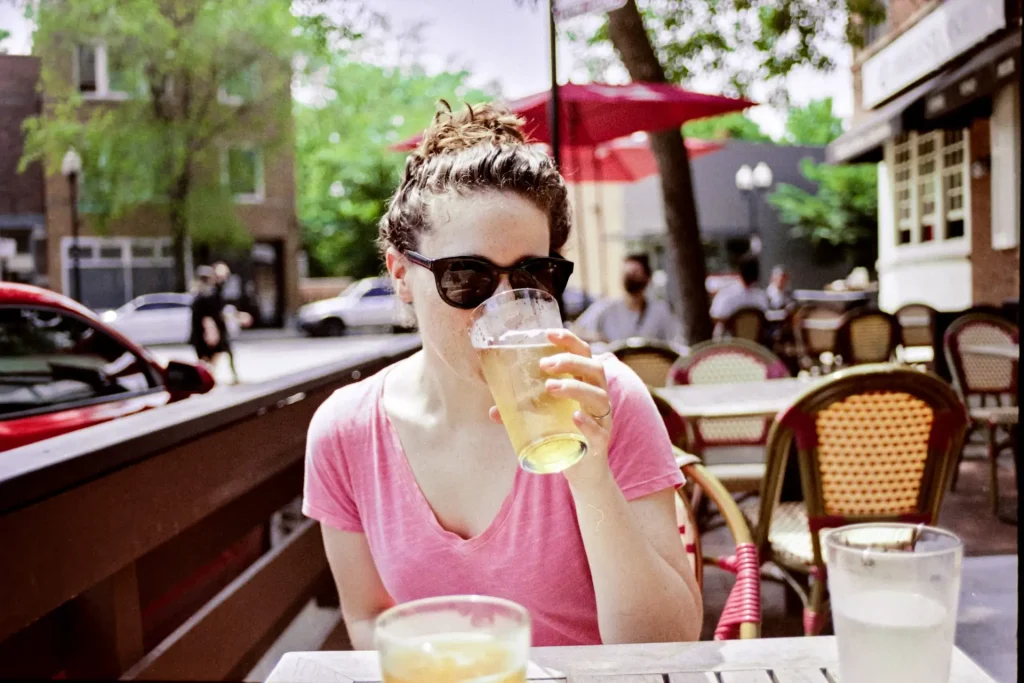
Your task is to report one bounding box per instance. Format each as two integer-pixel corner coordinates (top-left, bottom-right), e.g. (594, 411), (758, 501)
(381, 635), (526, 683)
(478, 337), (587, 474)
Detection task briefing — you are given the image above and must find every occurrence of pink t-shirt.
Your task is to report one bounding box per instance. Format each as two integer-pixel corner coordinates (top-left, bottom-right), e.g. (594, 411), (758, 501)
(302, 353), (684, 647)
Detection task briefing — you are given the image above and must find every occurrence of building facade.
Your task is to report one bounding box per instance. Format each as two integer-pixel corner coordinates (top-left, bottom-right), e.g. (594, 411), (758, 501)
(0, 55), (47, 283)
(30, 44), (299, 325)
(828, 0), (1021, 312)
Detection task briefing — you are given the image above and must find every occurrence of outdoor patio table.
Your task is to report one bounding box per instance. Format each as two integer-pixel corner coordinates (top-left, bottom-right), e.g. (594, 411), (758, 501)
(654, 376), (824, 420)
(961, 343), (1020, 360)
(265, 636), (999, 682)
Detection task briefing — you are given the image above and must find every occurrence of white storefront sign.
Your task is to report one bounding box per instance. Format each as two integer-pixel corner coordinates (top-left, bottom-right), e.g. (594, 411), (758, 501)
(554, 0), (627, 21)
(861, 0), (1005, 109)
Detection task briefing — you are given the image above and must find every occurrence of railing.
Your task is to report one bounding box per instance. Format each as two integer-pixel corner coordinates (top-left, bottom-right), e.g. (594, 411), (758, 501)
(0, 336), (420, 680)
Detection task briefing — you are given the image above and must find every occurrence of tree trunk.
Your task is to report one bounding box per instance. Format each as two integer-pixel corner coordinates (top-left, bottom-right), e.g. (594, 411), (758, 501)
(606, 1), (713, 344)
(169, 170), (191, 293)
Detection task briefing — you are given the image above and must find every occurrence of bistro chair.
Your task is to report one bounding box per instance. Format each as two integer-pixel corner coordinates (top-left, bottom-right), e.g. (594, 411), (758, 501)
(742, 364), (969, 636)
(792, 305), (843, 374)
(720, 307), (769, 345)
(675, 448), (761, 640)
(895, 302), (938, 368)
(608, 337), (682, 387)
(834, 307), (901, 366)
(943, 313), (1019, 513)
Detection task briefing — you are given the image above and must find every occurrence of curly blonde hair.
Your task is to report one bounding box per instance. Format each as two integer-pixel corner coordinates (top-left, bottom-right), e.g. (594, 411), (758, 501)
(378, 100), (572, 257)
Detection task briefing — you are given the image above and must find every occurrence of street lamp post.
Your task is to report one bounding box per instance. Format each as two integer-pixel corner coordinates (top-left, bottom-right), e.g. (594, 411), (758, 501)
(61, 148), (83, 302)
(734, 161), (773, 255)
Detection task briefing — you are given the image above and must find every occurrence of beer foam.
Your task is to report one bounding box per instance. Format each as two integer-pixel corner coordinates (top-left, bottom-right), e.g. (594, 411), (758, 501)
(495, 329), (549, 346)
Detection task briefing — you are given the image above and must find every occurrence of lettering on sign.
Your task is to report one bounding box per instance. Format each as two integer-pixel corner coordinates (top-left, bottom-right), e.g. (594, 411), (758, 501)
(861, 0), (1005, 109)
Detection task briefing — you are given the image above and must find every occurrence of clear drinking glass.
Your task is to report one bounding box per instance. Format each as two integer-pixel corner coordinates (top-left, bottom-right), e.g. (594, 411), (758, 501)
(375, 596), (531, 683)
(470, 288), (587, 474)
(825, 523), (963, 683)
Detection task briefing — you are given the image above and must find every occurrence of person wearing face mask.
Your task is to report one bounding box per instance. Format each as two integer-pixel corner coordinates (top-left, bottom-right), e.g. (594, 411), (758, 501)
(573, 254), (683, 345)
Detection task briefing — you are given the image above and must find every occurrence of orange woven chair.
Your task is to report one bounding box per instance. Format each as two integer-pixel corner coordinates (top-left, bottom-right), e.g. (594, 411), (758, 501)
(721, 307), (769, 345)
(943, 313), (1019, 513)
(834, 307), (901, 366)
(793, 305), (842, 373)
(742, 364), (969, 636)
(895, 303), (938, 368)
(607, 338), (682, 387)
(675, 448), (761, 640)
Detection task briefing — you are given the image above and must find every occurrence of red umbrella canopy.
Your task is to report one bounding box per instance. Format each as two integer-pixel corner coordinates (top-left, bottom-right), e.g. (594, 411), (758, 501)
(557, 136), (724, 184)
(392, 81), (754, 151)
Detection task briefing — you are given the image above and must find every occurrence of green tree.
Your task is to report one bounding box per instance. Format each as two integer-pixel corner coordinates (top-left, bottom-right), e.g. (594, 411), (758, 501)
(19, 0), (348, 291)
(0, 28), (11, 53)
(296, 58), (493, 279)
(782, 97), (845, 146)
(683, 112), (772, 142)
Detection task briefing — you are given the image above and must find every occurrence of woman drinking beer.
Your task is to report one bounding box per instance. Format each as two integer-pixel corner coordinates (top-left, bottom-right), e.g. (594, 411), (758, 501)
(303, 102), (702, 648)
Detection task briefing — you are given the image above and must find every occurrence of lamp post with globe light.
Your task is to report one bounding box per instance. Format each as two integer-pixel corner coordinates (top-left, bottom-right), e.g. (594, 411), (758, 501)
(61, 148), (83, 302)
(735, 161), (773, 258)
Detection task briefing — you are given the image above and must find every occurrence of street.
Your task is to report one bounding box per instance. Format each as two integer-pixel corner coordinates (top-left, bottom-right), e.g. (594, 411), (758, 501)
(148, 330), (419, 387)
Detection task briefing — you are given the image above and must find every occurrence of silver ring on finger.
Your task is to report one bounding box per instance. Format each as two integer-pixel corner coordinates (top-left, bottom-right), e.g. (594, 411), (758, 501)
(591, 404), (612, 421)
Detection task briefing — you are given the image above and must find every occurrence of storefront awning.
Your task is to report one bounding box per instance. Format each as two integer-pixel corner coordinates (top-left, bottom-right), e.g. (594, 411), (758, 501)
(825, 76), (940, 164)
(923, 31), (1021, 123)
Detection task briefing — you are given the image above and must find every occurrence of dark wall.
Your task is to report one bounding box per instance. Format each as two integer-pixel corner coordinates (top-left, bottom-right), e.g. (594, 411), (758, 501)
(0, 55), (44, 218)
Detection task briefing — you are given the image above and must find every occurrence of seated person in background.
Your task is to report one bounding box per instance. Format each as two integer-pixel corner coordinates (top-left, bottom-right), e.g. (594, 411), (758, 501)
(709, 254), (769, 337)
(574, 253), (683, 345)
(766, 265), (794, 311)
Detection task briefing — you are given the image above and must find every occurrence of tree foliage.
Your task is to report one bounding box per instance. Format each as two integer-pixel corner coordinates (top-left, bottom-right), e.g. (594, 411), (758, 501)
(295, 59), (492, 278)
(682, 111), (772, 142)
(782, 96), (845, 146)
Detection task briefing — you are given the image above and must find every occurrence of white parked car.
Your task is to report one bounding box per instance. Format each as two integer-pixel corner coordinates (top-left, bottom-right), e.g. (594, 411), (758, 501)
(296, 277), (406, 337)
(100, 292), (241, 347)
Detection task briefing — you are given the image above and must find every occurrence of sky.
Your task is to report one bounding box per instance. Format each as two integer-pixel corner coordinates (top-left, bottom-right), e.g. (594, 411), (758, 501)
(1, 0), (854, 138)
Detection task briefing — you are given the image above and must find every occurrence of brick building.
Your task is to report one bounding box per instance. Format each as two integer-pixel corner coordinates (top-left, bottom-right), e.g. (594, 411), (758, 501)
(0, 55), (46, 283)
(25, 45), (299, 325)
(827, 0), (1021, 312)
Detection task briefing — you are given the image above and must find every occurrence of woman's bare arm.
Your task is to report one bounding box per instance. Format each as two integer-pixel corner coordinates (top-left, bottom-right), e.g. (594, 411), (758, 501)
(321, 525), (395, 650)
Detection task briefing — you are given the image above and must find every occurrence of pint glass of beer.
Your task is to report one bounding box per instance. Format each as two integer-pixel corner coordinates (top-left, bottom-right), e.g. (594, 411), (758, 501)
(376, 595), (530, 683)
(470, 289), (587, 474)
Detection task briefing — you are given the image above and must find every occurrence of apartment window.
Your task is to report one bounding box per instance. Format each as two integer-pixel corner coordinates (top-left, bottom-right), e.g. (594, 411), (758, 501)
(220, 64), (260, 106)
(75, 44), (137, 100)
(223, 147), (264, 203)
(888, 128), (970, 247)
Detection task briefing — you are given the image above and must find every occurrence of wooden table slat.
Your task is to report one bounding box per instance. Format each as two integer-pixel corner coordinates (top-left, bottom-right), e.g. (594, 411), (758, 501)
(771, 669), (831, 683)
(718, 671), (773, 683)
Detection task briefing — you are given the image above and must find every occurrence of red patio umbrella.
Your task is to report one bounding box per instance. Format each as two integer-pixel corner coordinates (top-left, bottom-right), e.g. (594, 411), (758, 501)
(557, 136), (724, 184)
(392, 81), (754, 151)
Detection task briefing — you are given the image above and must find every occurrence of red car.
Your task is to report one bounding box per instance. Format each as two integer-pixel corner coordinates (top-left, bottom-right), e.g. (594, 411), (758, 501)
(0, 281), (215, 451)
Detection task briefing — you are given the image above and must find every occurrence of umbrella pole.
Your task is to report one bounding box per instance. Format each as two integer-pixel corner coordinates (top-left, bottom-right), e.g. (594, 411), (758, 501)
(547, 0), (561, 169)
(594, 151), (607, 299)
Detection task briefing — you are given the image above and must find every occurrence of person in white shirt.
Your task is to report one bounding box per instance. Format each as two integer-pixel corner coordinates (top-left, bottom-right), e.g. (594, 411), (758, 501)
(574, 253), (683, 345)
(709, 254), (769, 336)
(766, 265), (794, 311)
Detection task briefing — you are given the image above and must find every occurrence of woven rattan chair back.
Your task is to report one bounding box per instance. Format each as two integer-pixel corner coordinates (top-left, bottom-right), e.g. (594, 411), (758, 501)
(608, 338), (681, 388)
(676, 448), (761, 640)
(724, 307), (768, 345)
(753, 364), (969, 570)
(835, 307), (900, 365)
(793, 305), (842, 366)
(895, 303), (937, 349)
(668, 340), (790, 450)
(943, 313), (1019, 399)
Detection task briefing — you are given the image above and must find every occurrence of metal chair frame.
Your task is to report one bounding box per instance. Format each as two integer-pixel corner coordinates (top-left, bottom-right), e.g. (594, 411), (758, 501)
(750, 364), (969, 636)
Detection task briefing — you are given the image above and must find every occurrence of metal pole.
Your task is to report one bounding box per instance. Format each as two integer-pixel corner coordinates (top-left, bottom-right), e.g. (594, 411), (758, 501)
(548, 0), (561, 169)
(68, 173), (83, 302)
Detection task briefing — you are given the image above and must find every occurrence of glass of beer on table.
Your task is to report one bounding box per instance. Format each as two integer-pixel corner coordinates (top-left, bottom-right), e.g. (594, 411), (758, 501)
(470, 288), (588, 474)
(375, 595), (531, 683)
(825, 523), (963, 683)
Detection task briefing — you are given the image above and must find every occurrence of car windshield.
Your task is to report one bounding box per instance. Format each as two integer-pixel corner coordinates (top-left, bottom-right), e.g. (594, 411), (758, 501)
(0, 307), (157, 418)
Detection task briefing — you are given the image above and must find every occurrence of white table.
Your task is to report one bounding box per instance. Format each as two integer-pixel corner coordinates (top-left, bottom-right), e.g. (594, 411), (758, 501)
(266, 636), (999, 682)
(961, 343), (1019, 360)
(655, 377), (824, 420)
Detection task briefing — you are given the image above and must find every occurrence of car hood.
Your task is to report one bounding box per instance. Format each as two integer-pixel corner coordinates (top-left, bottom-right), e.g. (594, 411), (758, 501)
(298, 297), (351, 318)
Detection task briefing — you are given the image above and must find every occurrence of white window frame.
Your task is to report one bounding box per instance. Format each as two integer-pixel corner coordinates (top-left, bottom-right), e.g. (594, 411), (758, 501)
(221, 146), (265, 204)
(991, 81), (1020, 250)
(73, 43), (132, 101)
(885, 127), (972, 257)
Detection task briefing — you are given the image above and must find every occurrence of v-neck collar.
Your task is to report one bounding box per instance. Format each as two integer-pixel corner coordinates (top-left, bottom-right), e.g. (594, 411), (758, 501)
(377, 365), (522, 552)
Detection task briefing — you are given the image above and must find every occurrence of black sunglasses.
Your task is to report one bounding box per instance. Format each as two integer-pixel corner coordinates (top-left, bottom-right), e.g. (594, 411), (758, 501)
(404, 250), (575, 309)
